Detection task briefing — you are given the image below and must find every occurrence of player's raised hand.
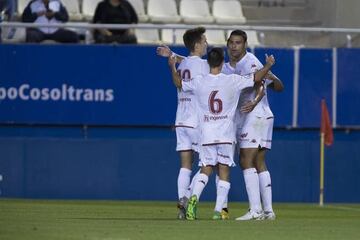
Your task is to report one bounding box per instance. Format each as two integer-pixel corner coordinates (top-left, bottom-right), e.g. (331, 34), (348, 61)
(156, 44), (172, 57)
(265, 54), (275, 66)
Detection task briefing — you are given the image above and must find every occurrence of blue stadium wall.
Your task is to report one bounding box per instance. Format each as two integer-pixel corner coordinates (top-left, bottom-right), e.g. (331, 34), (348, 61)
(0, 44), (359, 203)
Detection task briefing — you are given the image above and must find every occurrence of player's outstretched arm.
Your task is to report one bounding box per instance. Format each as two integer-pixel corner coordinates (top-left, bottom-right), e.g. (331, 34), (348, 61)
(156, 44), (184, 63)
(254, 54), (275, 83)
(168, 56), (182, 89)
(266, 71), (284, 92)
(240, 83), (265, 113)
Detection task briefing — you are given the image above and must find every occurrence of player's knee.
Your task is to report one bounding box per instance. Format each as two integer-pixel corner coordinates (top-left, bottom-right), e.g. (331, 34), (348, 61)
(239, 159), (253, 170)
(255, 161), (267, 172)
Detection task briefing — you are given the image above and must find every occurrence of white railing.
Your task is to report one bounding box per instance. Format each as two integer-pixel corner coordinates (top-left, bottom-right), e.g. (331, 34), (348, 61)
(1, 22), (360, 46)
(2, 22), (360, 33)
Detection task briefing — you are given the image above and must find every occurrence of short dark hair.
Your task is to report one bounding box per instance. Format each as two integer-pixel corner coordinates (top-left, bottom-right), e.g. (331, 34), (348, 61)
(183, 27), (206, 52)
(207, 47), (224, 68)
(227, 30), (247, 45)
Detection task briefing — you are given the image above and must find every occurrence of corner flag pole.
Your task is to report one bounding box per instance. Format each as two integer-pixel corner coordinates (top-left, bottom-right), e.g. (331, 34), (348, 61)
(319, 132), (325, 207)
(319, 99), (334, 207)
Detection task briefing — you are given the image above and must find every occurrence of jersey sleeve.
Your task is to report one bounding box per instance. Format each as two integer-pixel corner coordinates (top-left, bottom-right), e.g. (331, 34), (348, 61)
(182, 76), (199, 92)
(235, 73), (255, 90)
(253, 57), (264, 69)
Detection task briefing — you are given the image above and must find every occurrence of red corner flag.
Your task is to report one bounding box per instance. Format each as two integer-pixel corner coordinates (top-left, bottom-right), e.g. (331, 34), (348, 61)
(321, 99), (334, 146)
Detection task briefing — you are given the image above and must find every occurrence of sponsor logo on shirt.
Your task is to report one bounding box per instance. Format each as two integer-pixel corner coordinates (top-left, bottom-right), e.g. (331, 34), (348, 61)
(179, 97), (191, 102)
(203, 114), (228, 122)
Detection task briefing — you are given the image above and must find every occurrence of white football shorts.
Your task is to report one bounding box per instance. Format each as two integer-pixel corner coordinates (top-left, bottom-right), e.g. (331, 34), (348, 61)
(175, 126), (199, 152)
(199, 143), (236, 167)
(236, 115), (274, 149)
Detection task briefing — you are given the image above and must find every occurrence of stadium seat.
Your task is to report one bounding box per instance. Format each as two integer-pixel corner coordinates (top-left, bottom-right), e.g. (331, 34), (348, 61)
(179, 0), (214, 24)
(246, 30), (261, 47)
(61, 0), (82, 21)
(135, 29), (160, 44)
(82, 0), (102, 21)
(161, 29), (185, 45)
(17, 0), (30, 15)
(128, 0), (149, 22)
(161, 28), (226, 46)
(206, 29), (226, 46)
(1, 27), (26, 43)
(147, 0), (181, 23)
(212, 0), (247, 24)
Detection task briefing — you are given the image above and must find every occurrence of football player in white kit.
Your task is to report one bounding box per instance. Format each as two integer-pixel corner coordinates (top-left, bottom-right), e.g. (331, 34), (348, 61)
(224, 30), (284, 220)
(158, 37), (268, 220)
(164, 27), (209, 219)
(168, 47), (276, 220)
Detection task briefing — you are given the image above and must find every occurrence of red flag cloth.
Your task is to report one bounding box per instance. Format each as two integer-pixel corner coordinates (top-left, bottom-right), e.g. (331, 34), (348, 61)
(321, 99), (334, 146)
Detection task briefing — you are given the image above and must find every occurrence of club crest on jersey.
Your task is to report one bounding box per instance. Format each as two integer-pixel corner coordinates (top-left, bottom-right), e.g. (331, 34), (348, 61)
(251, 64), (257, 68)
(240, 133), (248, 138)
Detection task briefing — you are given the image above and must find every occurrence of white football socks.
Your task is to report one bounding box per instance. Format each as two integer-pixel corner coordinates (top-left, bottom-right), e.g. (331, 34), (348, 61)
(177, 168), (192, 199)
(216, 174), (228, 209)
(215, 180), (231, 212)
(185, 169), (201, 199)
(191, 173), (209, 199)
(259, 170), (274, 213)
(243, 168), (262, 212)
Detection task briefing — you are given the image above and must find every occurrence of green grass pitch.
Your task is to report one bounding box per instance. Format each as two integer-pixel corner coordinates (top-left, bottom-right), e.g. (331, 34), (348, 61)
(1, 199), (359, 240)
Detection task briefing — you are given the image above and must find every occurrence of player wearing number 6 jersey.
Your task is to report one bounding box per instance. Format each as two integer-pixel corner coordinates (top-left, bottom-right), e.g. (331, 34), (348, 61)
(165, 27), (209, 219)
(169, 47), (275, 220)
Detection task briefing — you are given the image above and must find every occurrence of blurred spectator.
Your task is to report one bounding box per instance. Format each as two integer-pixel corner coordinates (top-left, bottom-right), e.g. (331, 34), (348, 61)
(0, 0), (15, 43)
(22, 0), (79, 43)
(93, 0), (138, 44)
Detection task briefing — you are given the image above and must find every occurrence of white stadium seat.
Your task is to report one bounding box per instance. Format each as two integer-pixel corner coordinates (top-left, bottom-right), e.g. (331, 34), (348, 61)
(128, 0), (149, 22)
(206, 29), (226, 46)
(61, 0), (82, 21)
(162, 28), (226, 46)
(17, 0), (31, 15)
(246, 30), (261, 47)
(161, 29), (186, 45)
(212, 0), (247, 24)
(1, 27), (26, 43)
(135, 29), (160, 44)
(147, 0), (181, 23)
(82, 0), (102, 21)
(179, 0), (214, 24)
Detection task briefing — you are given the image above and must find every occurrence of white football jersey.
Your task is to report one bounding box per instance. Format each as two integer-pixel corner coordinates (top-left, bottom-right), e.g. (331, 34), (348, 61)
(175, 56), (209, 128)
(182, 73), (254, 145)
(221, 62), (237, 75)
(235, 52), (273, 118)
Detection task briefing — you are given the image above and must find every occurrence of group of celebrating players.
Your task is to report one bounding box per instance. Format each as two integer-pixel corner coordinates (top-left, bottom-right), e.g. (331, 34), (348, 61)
(157, 27), (284, 221)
